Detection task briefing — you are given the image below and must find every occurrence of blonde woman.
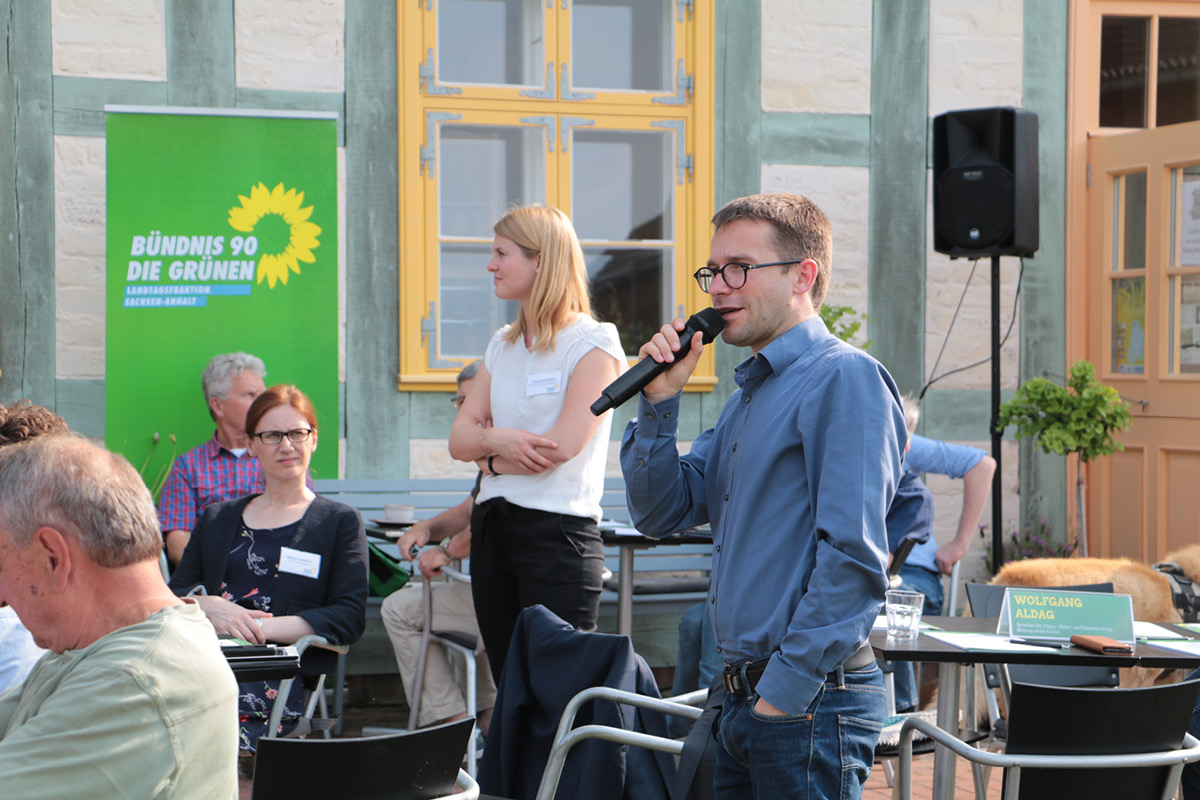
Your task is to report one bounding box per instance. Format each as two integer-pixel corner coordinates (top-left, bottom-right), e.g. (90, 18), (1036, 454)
(449, 205), (624, 683)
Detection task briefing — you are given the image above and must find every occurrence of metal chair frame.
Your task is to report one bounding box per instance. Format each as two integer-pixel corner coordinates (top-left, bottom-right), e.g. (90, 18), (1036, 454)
(408, 563), (484, 775)
(896, 716), (1200, 800)
(534, 686), (708, 800)
(264, 634), (350, 740)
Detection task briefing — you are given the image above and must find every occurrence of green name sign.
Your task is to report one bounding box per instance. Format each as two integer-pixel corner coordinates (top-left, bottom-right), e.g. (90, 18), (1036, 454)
(997, 588), (1135, 643)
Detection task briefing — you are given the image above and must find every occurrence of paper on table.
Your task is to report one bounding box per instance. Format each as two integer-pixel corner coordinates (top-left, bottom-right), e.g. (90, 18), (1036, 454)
(1139, 638), (1200, 657)
(609, 526), (647, 537)
(1135, 621), (1186, 639)
(923, 631), (1070, 653)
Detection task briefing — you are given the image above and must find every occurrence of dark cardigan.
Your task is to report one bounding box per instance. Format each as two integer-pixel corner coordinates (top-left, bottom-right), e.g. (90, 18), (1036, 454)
(169, 493), (368, 675)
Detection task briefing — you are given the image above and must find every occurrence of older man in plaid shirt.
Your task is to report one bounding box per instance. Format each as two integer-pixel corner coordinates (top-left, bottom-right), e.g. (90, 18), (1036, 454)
(158, 352), (266, 565)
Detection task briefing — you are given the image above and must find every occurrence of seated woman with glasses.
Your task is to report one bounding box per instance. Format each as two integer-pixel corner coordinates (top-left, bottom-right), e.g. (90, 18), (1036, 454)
(169, 384), (367, 753)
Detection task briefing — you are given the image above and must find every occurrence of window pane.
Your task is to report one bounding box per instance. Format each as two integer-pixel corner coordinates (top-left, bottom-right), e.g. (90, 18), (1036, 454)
(439, 243), (518, 359)
(437, 0), (544, 87)
(1170, 275), (1200, 374)
(439, 125), (546, 237)
(1100, 16), (1149, 128)
(1113, 172), (1147, 271)
(1173, 165), (1200, 267)
(1156, 18), (1200, 127)
(571, 0), (671, 91)
(571, 130), (673, 241)
(1112, 277), (1146, 374)
(586, 246), (670, 355)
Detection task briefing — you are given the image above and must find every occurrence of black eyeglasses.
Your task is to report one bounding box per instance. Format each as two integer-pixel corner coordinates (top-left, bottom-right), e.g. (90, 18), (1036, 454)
(450, 395), (466, 409)
(692, 260), (806, 293)
(251, 428), (313, 445)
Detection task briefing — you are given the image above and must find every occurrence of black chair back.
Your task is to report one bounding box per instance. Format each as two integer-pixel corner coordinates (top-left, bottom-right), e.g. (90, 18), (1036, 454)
(1005, 680), (1200, 800)
(964, 582), (1120, 688)
(250, 717), (473, 800)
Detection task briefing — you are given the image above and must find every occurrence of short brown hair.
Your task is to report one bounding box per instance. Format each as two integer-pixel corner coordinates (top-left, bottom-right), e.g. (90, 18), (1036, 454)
(0, 400), (69, 446)
(711, 193), (833, 309)
(244, 384), (318, 438)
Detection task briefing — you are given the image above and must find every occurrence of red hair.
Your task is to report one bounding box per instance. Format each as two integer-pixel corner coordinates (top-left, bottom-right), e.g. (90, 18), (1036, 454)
(244, 384), (317, 436)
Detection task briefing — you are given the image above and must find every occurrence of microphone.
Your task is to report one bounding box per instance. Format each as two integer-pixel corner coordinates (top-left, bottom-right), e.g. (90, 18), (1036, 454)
(590, 308), (725, 415)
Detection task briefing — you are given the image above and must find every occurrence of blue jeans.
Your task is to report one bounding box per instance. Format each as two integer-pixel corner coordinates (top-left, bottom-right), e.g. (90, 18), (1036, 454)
(892, 565), (944, 711)
(714, 662), (885, 799)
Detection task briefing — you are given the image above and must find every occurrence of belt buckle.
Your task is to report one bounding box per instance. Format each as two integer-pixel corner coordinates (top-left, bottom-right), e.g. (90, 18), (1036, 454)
(722, 665), (746, 695)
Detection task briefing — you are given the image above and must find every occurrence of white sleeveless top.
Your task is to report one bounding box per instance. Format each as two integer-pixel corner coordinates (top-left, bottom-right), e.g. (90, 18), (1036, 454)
(476, 315), (625, 520)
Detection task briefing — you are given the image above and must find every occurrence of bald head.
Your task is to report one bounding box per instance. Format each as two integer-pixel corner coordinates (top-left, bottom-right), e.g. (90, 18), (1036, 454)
(0, 436), (163, 568)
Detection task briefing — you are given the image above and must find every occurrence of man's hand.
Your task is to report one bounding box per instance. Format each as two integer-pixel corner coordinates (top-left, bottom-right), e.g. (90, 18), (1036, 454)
(396, 522), (432, 562)
(637, 319), (706, 404)
(753, 696), (788, 717)
(935, 538), (970, 576)
(418, 547), (452, 579)
(193, 595), (272, 643)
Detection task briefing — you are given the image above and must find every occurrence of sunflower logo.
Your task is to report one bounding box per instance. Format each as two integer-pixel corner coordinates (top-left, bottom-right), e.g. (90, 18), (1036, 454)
(227, 182), (322, 288)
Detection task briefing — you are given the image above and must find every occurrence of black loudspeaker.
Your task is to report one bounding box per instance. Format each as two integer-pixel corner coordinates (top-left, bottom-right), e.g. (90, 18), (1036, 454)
(933, 106), (1039, 258)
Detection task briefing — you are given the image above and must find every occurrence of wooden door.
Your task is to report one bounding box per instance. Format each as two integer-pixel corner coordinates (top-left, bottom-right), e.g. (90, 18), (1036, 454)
(1086, 120), (1200, 560)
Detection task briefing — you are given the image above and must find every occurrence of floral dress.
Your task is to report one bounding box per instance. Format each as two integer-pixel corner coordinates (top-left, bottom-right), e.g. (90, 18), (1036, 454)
(222, 516), (305, 753)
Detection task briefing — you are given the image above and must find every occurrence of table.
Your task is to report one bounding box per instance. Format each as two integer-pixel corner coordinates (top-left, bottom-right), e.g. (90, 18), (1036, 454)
(871, 616), (1200, 800)
(599, 527), (712, 636)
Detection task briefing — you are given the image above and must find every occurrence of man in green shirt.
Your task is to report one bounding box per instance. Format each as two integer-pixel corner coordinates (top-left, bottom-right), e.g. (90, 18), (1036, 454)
(0, 435), (239, 799)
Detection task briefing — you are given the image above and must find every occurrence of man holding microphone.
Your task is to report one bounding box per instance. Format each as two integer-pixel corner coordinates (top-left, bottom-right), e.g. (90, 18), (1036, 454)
(619, 193), (906, 799)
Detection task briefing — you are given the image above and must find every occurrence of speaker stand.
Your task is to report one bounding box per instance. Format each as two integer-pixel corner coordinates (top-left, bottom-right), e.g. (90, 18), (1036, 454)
(990, 255), (1003, 573)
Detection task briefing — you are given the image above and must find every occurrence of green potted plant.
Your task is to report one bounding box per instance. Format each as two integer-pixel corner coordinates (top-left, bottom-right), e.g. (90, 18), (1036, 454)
(996, 360), (1132, 557)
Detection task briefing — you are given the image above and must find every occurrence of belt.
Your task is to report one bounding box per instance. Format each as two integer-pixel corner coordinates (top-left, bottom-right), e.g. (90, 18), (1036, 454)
(721, 643), (876, 696)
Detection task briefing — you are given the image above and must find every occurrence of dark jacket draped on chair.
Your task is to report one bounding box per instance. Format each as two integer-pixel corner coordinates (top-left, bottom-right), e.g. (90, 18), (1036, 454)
(479, 604), (674, 800)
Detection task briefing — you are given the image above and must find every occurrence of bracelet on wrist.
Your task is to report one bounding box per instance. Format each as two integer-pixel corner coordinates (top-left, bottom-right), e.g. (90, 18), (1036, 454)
(487, 455), (499, 476)
(438, 537), (453, 558)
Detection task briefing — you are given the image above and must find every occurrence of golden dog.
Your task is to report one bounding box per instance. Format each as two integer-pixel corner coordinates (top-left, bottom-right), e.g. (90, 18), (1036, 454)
(988, 543), (1200, 687)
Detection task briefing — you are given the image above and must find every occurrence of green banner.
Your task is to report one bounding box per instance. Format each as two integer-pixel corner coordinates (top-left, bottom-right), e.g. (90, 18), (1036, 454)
(105, 108), (339, 493)
(997, 588), (1136, 643)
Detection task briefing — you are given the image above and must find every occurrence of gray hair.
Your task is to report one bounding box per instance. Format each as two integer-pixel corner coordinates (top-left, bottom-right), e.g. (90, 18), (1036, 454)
(900, 394), (921, 436)
(457, 360), (481, 386)
(0, 436), (163, 568)
(202, 351), (266, 408)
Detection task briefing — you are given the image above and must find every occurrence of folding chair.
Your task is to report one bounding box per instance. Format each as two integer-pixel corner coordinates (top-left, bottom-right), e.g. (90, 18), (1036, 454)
(408, 564), (485, 775)
(963, 581), (1118, 796)
(264, 634), (350, 740)
(895, 680), (1200, 800)
(251, 717), (478, 800)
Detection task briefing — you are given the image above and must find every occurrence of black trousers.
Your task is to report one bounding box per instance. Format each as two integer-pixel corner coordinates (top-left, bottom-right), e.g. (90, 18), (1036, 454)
(470, 497), (604, 685)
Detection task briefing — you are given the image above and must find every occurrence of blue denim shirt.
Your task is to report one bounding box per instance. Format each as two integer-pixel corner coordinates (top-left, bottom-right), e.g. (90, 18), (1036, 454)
(620, 317), (905, 715)
(902, 436), (988, 574)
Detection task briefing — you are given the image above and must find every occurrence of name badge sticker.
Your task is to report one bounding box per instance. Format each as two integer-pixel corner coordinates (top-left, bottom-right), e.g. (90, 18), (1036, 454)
(527, 371), (563, 397)
(279, 547), (321, 578)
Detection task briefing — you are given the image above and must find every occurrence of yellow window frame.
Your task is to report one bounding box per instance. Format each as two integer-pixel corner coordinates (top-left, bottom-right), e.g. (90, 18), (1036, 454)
(397, 0), (714, 391)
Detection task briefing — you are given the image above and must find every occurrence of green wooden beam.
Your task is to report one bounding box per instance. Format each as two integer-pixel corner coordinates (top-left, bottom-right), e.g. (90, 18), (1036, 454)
(1018, 2), (1070, 531)
(165, 0), (236, 108)
(344, 0), (407, 478)
(761, 113), (871, 167)
(0, 2), (56, 405)
(867, 0), (929, 398)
